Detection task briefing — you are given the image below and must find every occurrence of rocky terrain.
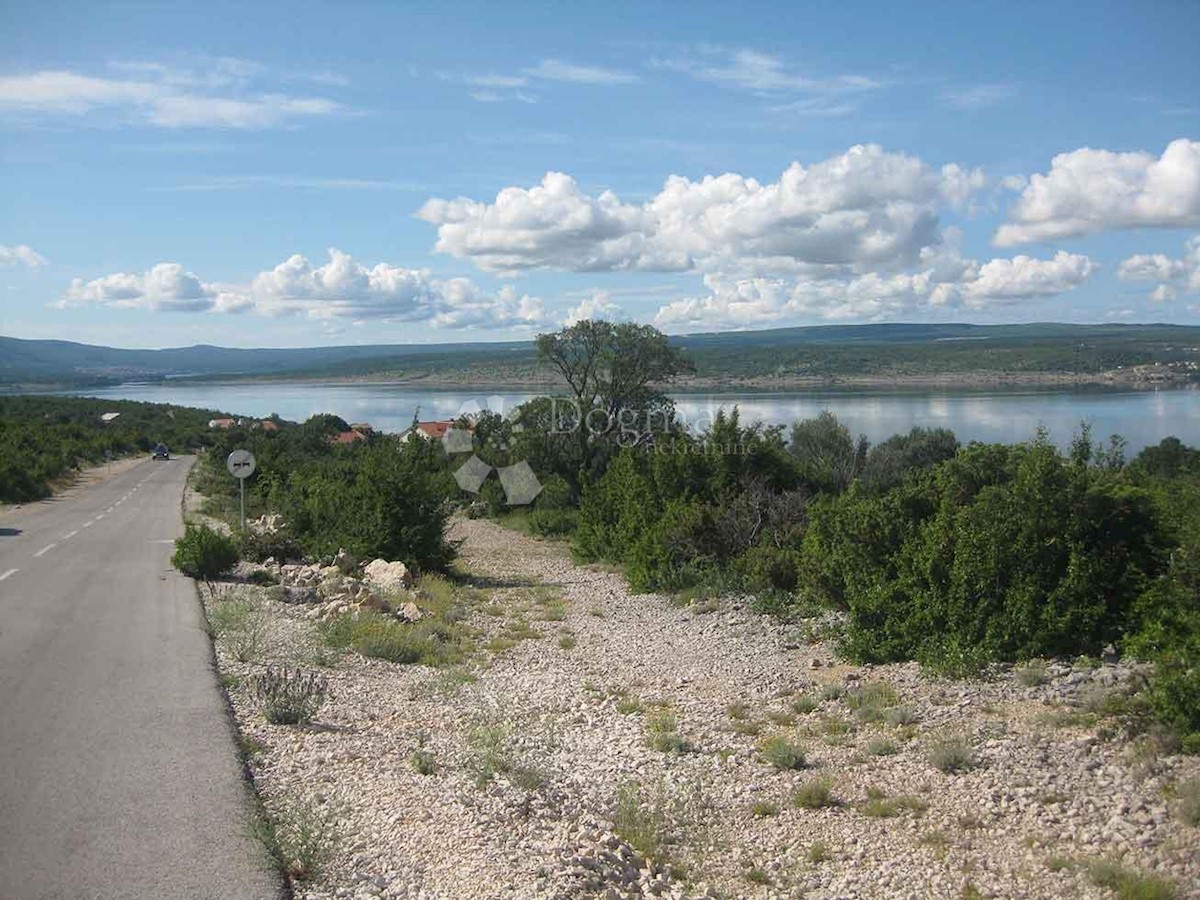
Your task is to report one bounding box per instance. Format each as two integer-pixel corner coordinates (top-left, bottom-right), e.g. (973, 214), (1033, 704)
(201, 517), (1200, 900)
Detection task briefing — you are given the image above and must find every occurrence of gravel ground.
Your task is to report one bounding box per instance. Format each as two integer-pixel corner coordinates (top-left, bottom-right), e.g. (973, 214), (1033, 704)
(204, 517), (1200, 900)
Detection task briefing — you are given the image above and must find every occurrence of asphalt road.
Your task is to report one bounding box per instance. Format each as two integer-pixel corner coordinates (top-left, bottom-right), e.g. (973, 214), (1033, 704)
(0, 456), (281, 900)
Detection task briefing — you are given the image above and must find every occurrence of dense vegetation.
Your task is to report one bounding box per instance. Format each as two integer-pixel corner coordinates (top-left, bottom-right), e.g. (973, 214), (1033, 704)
(193, 414), (457, 573)
(430, 322), (1199, 747)
(563, 406), (1200, 748)
(0, 394), (225, 502)
(9, 323), (1198, 749)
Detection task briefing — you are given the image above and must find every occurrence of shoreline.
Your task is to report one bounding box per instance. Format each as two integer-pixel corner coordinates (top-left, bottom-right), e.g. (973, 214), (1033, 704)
(41, 364), (1199, 395)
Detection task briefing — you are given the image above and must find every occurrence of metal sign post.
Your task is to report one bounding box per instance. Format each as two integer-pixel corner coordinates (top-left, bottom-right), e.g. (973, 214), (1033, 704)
(226, 449), (257, 531)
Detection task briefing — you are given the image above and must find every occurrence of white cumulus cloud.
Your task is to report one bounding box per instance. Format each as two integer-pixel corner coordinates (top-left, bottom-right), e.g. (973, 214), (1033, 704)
(563, 290), (624, 326)
(959, 251), (1097, 307)
(418, 145), (984, 278)
(59, 263), (215, 311)
(1117, 235), (1200, 300)
(995, 139), (1200, 245)
(653, 250), (1096, 329)
(249, 248), (438, 319)
(54, 249), (553, 330)
(0, 243), (48, 267)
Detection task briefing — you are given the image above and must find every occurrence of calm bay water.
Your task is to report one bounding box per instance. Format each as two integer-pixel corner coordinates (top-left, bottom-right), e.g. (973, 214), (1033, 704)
(71, 381), (1200, 452)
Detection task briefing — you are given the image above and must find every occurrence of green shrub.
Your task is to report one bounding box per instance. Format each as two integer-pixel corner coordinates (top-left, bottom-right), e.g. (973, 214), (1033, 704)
(1126, 535), (1200, 749)
(791, 694), (820, 714)
(247, 568), (280, 586)
(256, 797), (335, 882)
(860, 427), (959, 494)
(859, 787), (927, 817)
(464, 723), (511, 787)
(347, 614), (464, 667)
(1016, 658), (1051, 686)
(927, 735), (976, 773)
(738, 544), (802, 594)
(801, 440), (1170, 668)
(866, 738), (898, 756)
(1174, 778), (1200, 827)
(612, 781), (668, 861)
(317, 613), (358, 649)
(408, 732), (436, 775)
(845, 682), (898, 711)
(759, 735), (807, 770)
(275, 440), (456, 572)
(172, 524), (239, 580)
(645, 707), (688, 753)
(238, 526), (301, 564)
(1087, 860), (1175, 900)
(528, 508), (578, 537)
(793, 778), (837, 809)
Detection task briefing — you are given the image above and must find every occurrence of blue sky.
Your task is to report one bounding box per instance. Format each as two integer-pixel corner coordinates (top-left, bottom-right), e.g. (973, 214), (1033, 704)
(1, 0), (1198, 348)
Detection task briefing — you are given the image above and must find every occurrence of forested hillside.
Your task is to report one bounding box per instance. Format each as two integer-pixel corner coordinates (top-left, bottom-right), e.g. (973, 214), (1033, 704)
(3, 323), (1198, 388)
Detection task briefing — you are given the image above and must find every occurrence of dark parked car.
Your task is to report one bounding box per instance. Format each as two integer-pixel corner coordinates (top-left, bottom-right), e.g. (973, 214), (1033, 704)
(152, 444), (169, 460)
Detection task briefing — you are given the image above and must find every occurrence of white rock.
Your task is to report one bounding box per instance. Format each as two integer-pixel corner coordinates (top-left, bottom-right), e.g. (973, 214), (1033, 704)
(364, 559), (412, 592)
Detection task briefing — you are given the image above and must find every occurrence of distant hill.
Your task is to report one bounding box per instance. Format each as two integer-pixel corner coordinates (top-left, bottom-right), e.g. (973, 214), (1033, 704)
(2, 323), (1199, 389)
(0, 335), (529, 387)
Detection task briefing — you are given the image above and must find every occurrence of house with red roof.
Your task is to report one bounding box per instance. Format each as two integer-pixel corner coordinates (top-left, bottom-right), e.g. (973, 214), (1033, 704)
(399, 420), (470, 443)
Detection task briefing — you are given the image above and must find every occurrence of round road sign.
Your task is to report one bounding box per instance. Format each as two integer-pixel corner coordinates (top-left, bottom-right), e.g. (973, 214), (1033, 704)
(226, 449), (257, 479)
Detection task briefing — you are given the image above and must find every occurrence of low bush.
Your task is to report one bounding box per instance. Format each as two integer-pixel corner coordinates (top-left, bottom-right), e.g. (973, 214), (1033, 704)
(352, 615), (464, 667)
(464, 723), (512, 787)
(759, 735), (807, 770)
(409, 733), (436, 775)
(238, 526), (302, 564)
(645, 707), (688, 753)
(1016, 658), (1051, 687)
(793, 778), (837, 809)
(866, 738), (898, 756)
(172, 524), (239, 580)
(1173, 778), (1200, 827)
(1087, 860), (1176, 900)
(612, 781), (668, 861)
(256, 796), (336, 882)
(528, 508), (578, 537)
(252, 665), (329, 726)
(927, 735), (976, 773)
(791, 695), (820, 714)
(859, 787), (928, 817)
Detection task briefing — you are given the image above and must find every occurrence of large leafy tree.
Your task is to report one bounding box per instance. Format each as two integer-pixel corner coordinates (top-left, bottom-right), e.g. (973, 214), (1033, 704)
(535, 320), (693, 482)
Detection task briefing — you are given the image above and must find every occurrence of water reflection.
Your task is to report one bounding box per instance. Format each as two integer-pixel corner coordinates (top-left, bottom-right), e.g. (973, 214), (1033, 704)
(69, 382), (1199, 453)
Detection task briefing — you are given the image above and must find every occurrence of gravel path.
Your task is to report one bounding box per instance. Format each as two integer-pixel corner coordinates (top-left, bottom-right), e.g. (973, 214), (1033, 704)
(209, 517), (1200, 900)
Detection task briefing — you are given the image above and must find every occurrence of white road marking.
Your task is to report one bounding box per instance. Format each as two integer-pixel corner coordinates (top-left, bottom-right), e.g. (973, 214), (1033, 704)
(62, 530), (78, 540)
(0, 569), (17, 582)
(34, 543), (57, 558)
